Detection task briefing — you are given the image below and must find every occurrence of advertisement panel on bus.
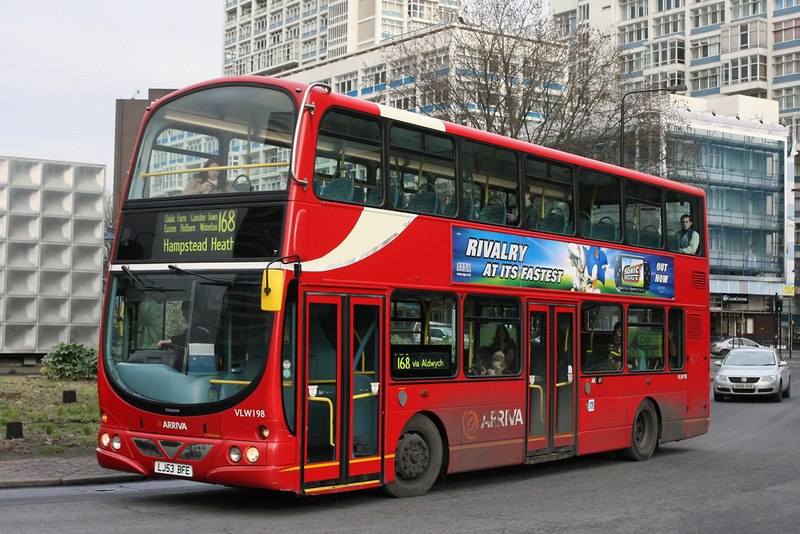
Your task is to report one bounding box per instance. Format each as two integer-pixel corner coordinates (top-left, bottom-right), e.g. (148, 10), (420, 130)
(452, 226), (674, 298)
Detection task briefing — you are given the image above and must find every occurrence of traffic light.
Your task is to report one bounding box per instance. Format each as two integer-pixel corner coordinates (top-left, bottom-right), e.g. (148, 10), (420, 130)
(766, 296), (773, 312)
(776, 298), (783, 313)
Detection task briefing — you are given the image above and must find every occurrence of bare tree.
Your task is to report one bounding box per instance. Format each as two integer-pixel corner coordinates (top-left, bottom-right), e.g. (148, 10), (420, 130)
(382, 0), (697, 175)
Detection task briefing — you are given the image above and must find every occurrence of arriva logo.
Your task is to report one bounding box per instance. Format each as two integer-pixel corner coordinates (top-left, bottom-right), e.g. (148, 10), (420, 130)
(481, 408), (523, 429)
(158, 420), (188, 430)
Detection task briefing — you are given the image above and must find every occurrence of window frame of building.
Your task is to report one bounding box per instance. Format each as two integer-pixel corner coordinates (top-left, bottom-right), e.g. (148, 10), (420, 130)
(774, 18), (800, 44)
(621, 0), (648, 21)
(691, 3), (725, 28)
(722, 20), (767, 53)
(691, 35), (721, 60)
(335, 71), (359, 94)
(620, 21), (649, 45)
(774, 52), (800, 77)
(657, 0), (684, 11)
(654, 12), (685, 37)
(690, 67), (721, 91)
(722, 54), (767, 85)
(650, 39), (686, 67)
(731, 0), (765, 20)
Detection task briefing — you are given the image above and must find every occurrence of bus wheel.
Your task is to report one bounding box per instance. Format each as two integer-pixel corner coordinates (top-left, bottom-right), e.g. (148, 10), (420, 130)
(384, 414), (443, 497)
(620, 399), (658, 461)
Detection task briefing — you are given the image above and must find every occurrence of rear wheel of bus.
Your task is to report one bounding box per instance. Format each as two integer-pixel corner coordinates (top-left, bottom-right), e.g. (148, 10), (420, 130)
(385, 414), (443, 497)
(620, 399), (658, 461)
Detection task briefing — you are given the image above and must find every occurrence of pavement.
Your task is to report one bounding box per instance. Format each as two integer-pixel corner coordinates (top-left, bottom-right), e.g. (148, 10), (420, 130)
(0, 453), (146, 489)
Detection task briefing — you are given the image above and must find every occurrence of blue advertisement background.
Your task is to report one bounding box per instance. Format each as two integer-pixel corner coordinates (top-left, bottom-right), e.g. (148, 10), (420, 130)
(452, 226), (675, 299)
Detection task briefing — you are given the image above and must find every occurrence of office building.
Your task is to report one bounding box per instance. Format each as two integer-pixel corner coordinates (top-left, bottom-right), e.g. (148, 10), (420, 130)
(223, 0), (460, 77)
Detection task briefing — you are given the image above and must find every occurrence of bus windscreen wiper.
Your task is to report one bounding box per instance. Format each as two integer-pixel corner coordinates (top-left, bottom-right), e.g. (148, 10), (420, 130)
(121, 266), (167, 291)
(167, 265), (257, 286)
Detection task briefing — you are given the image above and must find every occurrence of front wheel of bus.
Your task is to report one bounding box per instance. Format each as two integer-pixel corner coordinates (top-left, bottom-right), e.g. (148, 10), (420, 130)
(620, 399), (658, 461)
(385, 414), (443, 497)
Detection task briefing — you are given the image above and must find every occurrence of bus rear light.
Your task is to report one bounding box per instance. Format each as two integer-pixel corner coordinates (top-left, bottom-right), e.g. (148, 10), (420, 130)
(111, 435), (122, 451)
(257, 425), (270, 440)
(245, 447), (260, 464)
(229, 446), (242, 463)
(100, 433), (111, 448)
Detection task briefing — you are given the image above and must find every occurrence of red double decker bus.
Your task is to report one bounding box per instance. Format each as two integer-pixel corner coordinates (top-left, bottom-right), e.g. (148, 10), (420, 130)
(97, 77), (710, 496)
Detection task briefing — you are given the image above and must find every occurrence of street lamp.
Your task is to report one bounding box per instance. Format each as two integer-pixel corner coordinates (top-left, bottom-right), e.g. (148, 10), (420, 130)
(620, 84), (688, 167)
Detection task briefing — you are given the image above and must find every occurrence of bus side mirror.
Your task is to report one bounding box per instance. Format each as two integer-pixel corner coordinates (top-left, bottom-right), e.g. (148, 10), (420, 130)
(262, 270), (284, 311)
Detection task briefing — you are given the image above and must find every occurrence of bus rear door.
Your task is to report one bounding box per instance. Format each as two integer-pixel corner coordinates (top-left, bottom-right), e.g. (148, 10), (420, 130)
(527, 304), (577, 458)
(302, 293), (383, 494)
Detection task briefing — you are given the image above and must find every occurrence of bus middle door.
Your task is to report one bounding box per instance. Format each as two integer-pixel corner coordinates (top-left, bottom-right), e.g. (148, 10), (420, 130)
(302, 293), (383, 494)
(527, 304), (577, 457)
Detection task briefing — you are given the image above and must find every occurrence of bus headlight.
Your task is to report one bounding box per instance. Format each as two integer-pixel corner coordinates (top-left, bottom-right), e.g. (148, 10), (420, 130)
(245, 447), (260, 464)
(229, 446), (242, 463)
(100, 433), (111, 448)
(111, 435), (122, 450)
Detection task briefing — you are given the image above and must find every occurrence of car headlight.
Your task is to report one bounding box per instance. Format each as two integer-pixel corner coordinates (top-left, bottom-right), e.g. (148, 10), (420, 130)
(716, 374), (727, 382)
(759, 375), (776, 383)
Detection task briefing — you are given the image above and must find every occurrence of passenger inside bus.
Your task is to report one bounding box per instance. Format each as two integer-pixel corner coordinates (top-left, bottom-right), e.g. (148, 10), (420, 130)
(677, 214), (699, 254)
(606, 322), (623, 370)
(183, 158), (234, 195)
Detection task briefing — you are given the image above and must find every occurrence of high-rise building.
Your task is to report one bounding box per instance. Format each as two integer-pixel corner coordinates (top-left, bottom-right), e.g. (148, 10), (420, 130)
(551, 0), (798, 343)
(550, 1), (800, 137)
(222, 0), (459, 77)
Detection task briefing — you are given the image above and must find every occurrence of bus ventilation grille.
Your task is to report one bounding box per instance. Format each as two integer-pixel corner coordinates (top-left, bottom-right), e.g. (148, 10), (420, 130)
(691, 271), (707, 289)
(687, 315), (702, 342)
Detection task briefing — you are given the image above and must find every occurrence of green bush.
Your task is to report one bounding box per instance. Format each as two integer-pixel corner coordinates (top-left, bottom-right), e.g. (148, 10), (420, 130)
(40, 342), (98, 380)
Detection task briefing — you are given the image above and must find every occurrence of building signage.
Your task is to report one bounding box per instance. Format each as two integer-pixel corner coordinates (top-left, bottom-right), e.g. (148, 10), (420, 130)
(451, 226), (675, 299)
(722, 295), (748, 303)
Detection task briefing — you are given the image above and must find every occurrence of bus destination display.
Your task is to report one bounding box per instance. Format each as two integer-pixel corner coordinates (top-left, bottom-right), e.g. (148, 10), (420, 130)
(153, 208), (240, 260)
(391, 345), (455, 379)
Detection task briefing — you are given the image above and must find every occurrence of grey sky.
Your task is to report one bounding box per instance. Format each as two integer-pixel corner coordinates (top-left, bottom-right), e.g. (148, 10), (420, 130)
(0, 1), (222, 188)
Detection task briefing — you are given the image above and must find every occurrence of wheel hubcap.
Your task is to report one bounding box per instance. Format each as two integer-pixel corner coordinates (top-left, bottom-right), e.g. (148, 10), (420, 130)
(396, 431), (430, 480)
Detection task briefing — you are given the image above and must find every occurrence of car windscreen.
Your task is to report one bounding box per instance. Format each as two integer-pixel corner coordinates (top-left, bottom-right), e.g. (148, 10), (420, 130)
(723, 350), (776, 366)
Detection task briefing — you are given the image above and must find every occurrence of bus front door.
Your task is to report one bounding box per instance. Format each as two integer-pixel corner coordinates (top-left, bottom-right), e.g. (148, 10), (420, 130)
(527, 305), (576, 457)
(302, 294), (383, 494)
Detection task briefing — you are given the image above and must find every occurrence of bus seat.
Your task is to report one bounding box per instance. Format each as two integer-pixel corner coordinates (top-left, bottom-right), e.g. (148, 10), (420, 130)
(639, 226), (660, 248)
(579, 212), (592, 237)
(442, 199), (456, 217)
(463, 193), (476, 220)
(626, 222), (638, 245)
(352, 186), (365, 204)
(592, 219), (615, 241)
(320, 177), (354, 202)
(478, 203), (506, 224)
(407, 189), (439, 214)
(666, 229), (679, 251)
(538, 209), (565, 233)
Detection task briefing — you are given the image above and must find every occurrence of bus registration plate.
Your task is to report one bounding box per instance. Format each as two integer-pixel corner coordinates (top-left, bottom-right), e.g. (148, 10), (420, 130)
(155, 461), (193, 477)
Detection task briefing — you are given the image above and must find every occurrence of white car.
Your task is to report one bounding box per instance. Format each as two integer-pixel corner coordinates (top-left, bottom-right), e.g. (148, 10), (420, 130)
(710, 337), (761, 358)
(713, 347), (790, 402)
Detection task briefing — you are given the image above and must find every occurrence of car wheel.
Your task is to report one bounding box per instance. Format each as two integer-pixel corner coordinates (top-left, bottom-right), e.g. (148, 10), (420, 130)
(783, 379), (791, 398)
(713, 391), (724, 402)
(620, 399), (658, 461)
(384, 414), (443, 497)
(720, 349), (729, 358)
